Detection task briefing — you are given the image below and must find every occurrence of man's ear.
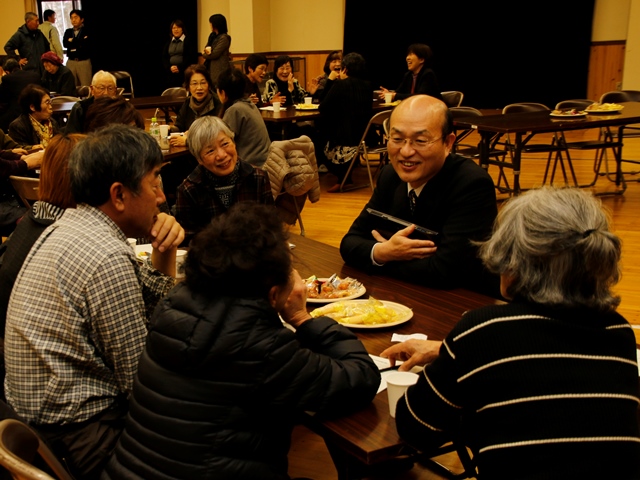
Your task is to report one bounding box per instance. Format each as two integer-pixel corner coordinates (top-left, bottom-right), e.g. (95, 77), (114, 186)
(268, 285), (280, 309)
(109, 182), (127, 212)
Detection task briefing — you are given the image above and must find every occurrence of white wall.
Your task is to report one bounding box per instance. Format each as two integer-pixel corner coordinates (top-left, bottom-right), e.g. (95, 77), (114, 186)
(592, 0), (630, 40)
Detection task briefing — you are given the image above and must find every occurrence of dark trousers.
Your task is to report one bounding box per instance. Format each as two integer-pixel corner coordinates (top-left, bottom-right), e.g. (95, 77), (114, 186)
(36, 403), (128, 480)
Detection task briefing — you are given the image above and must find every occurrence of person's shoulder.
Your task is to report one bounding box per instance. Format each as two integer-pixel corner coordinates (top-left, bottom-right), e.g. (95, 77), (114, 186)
(441, 153), (493, 183)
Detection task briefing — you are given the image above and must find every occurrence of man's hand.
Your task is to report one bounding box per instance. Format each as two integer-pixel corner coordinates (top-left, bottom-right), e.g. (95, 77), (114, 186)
(150, 213), (184, 253)
(371, 224), (437, 264)
(12, 148), (28, 155)
(280, 269), (312, 329)
(21, 150), (44, 169)
(380, 339), (442, 371)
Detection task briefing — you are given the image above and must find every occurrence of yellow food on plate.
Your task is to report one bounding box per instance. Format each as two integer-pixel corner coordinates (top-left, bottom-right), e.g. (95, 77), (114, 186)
(310, 297), (399, 325)
(586, 103), (623, 111)
(296, 103), (318, 109)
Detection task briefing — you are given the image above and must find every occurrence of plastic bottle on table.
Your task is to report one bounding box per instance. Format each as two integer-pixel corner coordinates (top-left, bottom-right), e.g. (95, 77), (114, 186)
(149, 117), (161, 145)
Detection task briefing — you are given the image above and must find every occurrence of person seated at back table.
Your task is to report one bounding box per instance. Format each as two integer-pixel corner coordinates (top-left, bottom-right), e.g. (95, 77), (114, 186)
(64, 70), (118, 133)
(102, 203), (380, 480)
(217, 68), (271, 167)
(40, 51), (76, 96)
(264, 55), (307, 107)
(310, 50), (342, 102)
(4, 125), (184, 479)
(8, 84), (60, 147)
(84, 95), (144, 132)
(174, 115), (273, 245)
(243, 52), (269, 107)
(382, 187), (640, 479)
(379, 43), (442, 102)
(340, 95), (499, 296)
(169, 64), (221, 148)
(0, 58), (41, 131)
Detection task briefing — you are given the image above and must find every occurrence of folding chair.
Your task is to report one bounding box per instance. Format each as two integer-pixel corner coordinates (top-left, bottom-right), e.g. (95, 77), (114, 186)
(110, 71), (134, 98)
(340, 109), (392, 192)
(0, 419), (73, 480)
(161, 87), (188, 124)
(599, 90), (640, 180)
(441, 91), (464, 108)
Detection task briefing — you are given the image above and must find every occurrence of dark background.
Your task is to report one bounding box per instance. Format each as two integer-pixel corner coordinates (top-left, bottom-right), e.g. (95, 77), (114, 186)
(344, 0), (595, 109)
(82, 1), (199, 97)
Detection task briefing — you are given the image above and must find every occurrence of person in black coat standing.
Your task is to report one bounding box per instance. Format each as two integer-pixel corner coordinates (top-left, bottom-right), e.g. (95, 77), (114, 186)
(161, 19), (198, 90)
(3, 12), (50, 78)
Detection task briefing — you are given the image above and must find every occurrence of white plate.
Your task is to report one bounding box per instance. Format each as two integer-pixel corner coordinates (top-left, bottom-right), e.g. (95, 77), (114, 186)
(307, 278), (366, 303)
(550, 111), (587, 118)
(317, 300), (413, 329)
(295, 104), (319, 110)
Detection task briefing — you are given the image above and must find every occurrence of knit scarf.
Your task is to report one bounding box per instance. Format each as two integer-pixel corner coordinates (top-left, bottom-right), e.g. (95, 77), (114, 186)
(190, 92), (214, 116)
(28, 115), (54, 147)
(207, 162), (240, 209)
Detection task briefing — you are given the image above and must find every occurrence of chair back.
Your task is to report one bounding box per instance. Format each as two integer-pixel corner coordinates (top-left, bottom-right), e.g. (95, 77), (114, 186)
(9, 176), (40, 208)
(441, 91), (464, 108)
(600, 90), (640, 104)
(161, 87), (187, 98)
(555, 99), (595, 110)
(502, 102), (549, 114)
(50, 96), (80, 104)
(76, 85), (90, 98)
(450, 106), (482, 119)
(0, 419), (73, 480)
(110, 71), (134, 98)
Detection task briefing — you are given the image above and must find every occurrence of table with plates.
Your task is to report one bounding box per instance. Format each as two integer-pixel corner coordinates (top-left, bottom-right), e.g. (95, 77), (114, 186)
(453, 102), (640, 195)
(289, 233), (499, 476)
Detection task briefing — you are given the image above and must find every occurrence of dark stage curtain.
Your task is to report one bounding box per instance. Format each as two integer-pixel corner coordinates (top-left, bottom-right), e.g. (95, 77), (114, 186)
(82, 2), (198, 97)
(344, 1), (595, 109)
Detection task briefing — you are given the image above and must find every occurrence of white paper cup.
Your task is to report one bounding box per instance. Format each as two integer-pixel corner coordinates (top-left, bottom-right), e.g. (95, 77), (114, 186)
(304, 96), (312, 104)
(159, 124), (170, 150)
(272, 101), (281, 112)
(384, 92), (394, 104)
(127, 238), (137, 248)
(175, 249), (187, 279)
(386, 371), (418, 418)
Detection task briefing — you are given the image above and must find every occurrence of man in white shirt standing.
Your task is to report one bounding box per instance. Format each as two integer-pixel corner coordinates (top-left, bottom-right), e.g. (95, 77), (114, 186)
(38, 9), (64, 59)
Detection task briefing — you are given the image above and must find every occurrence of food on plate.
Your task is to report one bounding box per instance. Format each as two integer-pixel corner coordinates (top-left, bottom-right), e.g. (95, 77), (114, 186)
(550, 108), (586, 116)
(585, 103), (624, 112)
(310, 297), (400, 325)
(305, 274), (362, 299)
(296, 103), (318, 109)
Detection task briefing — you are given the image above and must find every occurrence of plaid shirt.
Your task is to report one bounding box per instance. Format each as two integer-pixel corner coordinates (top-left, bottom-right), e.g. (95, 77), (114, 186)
(175, 160), (274, 244)
(5, 204), (175, 425)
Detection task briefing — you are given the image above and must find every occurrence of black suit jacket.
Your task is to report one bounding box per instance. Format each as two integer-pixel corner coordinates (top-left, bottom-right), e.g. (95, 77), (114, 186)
(394, 67), (442, 101)
(340, 154), (499, 296)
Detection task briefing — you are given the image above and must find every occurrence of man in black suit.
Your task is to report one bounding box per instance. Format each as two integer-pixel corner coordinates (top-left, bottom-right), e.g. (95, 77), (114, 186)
(340, 95), (499, 296)
(0, 58), (41, 131)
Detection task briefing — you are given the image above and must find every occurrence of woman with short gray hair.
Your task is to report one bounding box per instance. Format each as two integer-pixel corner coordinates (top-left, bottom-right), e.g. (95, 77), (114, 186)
(174, 115), (273, 245)
(383, 187), (640, 479)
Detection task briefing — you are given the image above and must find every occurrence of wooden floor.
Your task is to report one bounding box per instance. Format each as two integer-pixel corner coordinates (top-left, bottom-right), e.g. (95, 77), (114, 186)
(287, 128), (640, 480)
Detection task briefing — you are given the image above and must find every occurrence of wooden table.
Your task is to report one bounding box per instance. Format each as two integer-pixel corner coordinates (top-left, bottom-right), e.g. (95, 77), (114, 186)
(290, 234), (498, 474)
(453, 102), (640, 195)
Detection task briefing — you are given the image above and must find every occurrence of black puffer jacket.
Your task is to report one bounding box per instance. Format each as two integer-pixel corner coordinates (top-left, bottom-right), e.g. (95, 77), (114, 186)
(102, 283), (380, 480)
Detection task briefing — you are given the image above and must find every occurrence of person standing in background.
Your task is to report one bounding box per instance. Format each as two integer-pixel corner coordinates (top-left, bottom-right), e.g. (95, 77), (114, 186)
(3, 12), (50, 78)
(202, 14), (231, 88)
(63, 10), (92, 87)
(38, 10), (64, 60)
(162, 19), (198, 90)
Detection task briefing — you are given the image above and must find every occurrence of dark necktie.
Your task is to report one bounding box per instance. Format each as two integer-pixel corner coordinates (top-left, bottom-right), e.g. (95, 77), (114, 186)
(409, 190), (418, 214)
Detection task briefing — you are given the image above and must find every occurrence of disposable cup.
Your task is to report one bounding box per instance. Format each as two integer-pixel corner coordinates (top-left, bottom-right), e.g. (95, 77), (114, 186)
(127, 238), (137, 248)
(304, 97), (312, 104)
(159, 125), (170, 150)
(272, 102), (281, 112)
(386, 371), (418, 418)
(384, 92), (394, 104)
(175, 249), (187, 279)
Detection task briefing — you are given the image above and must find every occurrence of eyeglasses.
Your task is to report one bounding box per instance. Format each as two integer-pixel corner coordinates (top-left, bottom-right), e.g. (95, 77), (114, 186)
(43, 99), (52, 105)
(93, 85), (116, 93)
(189, 81), (208, 87)
(389, 136), (443, 150)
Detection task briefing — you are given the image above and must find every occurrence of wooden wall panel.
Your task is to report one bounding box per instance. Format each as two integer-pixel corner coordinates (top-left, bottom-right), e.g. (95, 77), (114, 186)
(588, 41), (626, 102)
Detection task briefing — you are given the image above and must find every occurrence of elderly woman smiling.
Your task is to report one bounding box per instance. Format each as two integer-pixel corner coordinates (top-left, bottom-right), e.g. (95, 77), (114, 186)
(382, 187), (640, 479)
(174, 116), (273, 244)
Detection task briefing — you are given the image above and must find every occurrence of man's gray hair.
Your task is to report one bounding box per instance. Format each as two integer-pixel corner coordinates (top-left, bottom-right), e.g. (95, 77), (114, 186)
(91, 70), (117, 86)
(187, 116), (235, 162)
(69, 124), (163, 207)
(25, 12), (38, 22)
(479, 187), (621, 311)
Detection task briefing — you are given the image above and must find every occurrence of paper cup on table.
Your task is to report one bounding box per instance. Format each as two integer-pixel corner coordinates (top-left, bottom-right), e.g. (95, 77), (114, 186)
(386, 371), (418, 418)
(304, 96), (312, 104)
(384, 92), (394, 104)
(127, 238), (137, 248)
(175, 249), (187, 279)
(159, 124), (170, 150)
(272, 102), (281, 112)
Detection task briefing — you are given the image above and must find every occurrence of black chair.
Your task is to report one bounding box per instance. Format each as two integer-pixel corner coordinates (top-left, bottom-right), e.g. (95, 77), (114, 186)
(554, 99), (624, 188)
(441, 91), (464, 108)
(599, 90), (640, 180)
(110, 71), (134, 98)
(500, 102), (575, 188)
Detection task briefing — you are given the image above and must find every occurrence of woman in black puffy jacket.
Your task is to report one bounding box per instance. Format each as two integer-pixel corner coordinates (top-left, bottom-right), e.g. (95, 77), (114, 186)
(102, 203), (380, 480)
